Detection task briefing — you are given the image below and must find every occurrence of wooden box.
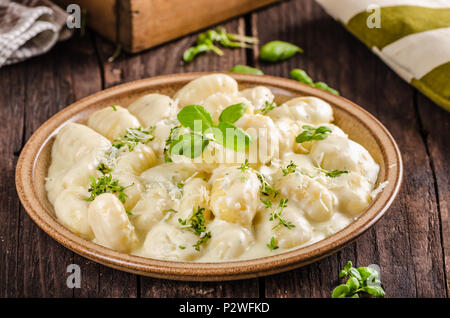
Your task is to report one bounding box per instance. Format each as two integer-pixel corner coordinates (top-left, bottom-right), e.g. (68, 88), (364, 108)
(56, 0), (280, 53)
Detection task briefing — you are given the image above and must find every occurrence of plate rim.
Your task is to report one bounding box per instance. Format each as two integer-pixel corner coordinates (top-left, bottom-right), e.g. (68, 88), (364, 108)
(15, 72), (403, 281)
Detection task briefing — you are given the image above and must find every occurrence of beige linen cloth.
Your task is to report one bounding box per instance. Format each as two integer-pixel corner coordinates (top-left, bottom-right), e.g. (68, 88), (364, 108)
(0, 0), (71, 67)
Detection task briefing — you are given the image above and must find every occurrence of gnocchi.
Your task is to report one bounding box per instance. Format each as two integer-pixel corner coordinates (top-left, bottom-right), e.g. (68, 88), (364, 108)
(46, 74), (381, 262)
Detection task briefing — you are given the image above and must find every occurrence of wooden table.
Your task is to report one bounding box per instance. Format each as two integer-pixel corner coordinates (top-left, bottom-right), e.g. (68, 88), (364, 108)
(1, 0), (448, 298)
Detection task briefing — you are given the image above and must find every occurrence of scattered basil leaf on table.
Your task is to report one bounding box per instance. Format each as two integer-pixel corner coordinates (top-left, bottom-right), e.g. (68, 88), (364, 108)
(332, 261), (385, 298)
(183, 27), (258, 63)
(259, 40), (303, 62)
(229, 65), (264, 75)
(290, 68), (340, 95)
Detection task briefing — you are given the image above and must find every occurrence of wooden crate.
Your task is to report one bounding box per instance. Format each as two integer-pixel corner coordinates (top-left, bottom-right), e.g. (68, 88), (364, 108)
(56, 0), (280, 53)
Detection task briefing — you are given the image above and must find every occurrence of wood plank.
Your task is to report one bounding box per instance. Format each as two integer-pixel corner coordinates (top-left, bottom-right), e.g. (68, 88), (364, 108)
(96, 18), (259, 297)
(13, 35), (103, 297)
(0, 63), (26, 297)
(416, 94), (450, 295)
(252, 0), (446, 298)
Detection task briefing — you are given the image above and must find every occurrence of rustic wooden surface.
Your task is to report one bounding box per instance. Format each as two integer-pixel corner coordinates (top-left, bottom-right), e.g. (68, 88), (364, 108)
(0, 0), (448, 298)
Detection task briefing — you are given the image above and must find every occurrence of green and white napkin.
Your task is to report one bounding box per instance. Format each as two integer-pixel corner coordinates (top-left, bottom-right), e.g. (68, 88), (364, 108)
(316, 0), (450, 111)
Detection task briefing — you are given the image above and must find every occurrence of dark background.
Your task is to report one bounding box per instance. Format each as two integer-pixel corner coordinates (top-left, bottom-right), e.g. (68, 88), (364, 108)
(0, 0), (448, 297)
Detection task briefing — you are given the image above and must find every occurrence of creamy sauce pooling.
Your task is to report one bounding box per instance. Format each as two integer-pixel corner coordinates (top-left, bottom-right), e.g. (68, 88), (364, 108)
(46, 74), (380, 262)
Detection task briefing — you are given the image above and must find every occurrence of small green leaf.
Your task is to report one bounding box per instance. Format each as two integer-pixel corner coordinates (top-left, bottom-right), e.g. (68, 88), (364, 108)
(357, 267), (379, 281)
(361, 285), (385, 298)
(229, 65), (264, 75)
(344, 261), (353, 272)
(177, 105), (214, 133)
(169, 133), (209, 158)
(314, 81), (340, 96)
(331, 284), (350, 298)
(259, 41), (303, 62)
(346, 277), (360, 293)
(214, 122), (252, 152)
(348, 268), (362, 281)
(296, 125), (331, 144)
(218, 103), (247, 124)
(290, 69), (314, 85)
(339, 269), (348, 278)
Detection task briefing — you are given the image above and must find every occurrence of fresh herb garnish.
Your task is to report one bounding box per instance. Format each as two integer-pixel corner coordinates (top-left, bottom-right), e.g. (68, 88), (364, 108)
(255, 171), (279, 198)
(259, 41), (303, 63)
(172, 103), (252, 158)
(178, 206), (211, 251)
(113, 126), (154, 152)
(229, 65), (264, 75)
(178, 245), (186, 250)
(317, 168), (349, 178)
(267, 198), (294, 230)
(267, 236), (279, 251)
(111, 105), (118, 111)
(97, 163), (112, 174)
(183, 27), (257, 63)
(107, 44), (122, 63)
(290, 68), (340, 95)
(332, 261), (385, 298)
(256, 101), (277, 115)
(125, 210), (133, 216)
(164, 125), (182, 162)
(177, 182), (184, 189)
(238, 159), (250, 173)
(281, 161), (297, 176)
(295, 125), (332, 144)
(85, 174), (133, 203)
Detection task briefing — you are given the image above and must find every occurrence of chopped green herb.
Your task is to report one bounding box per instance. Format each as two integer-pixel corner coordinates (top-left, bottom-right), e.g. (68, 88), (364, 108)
(178, 245), (186, 250)
(178, 206), (211, 251)
(111, 105), (118, 111)
(164, 125), (182, 162)
(97, 163), (112, 174)
(281, 161), (297, 176)
(256, 101), (277, 115)
(268, 198), (295, 230)
(113, 126), (154, 152)
(255, 171), (279, 198)
(296, 125), (332, 144)
(317, 168), (349, 178)
(332, 261), (385, 298)
(177, 182), (184, 189)
(237, 159), (250, 174)
(85, 174), (133, 203)
(125, 210), (133, 216)
(267, 237), (279, 251)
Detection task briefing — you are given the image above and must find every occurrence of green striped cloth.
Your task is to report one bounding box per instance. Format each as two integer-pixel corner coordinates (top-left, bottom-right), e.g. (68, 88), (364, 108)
(316, 0), (450, 111)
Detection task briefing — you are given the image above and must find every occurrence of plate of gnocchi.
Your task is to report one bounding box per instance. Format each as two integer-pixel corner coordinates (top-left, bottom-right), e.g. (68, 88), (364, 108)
(16, 73), (402, 280)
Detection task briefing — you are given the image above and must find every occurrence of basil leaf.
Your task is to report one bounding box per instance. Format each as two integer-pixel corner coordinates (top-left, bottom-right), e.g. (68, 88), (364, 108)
(177, 105), (214, 133)
(331, 284), (350, 298)
(344, 260), (353, 272)
(361, 285), (385, 298)
(259, 41), (303, 62)
(169, 133), (209, 158)
(346, 277), (360, 293)
(218, 103), (247, 124)
(290, 68), (314, 85)
(213, 122), (252, 152)
(348, 268), (362, 281)
(229, 65), (264, 75)
(357, 267), (379, 281)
